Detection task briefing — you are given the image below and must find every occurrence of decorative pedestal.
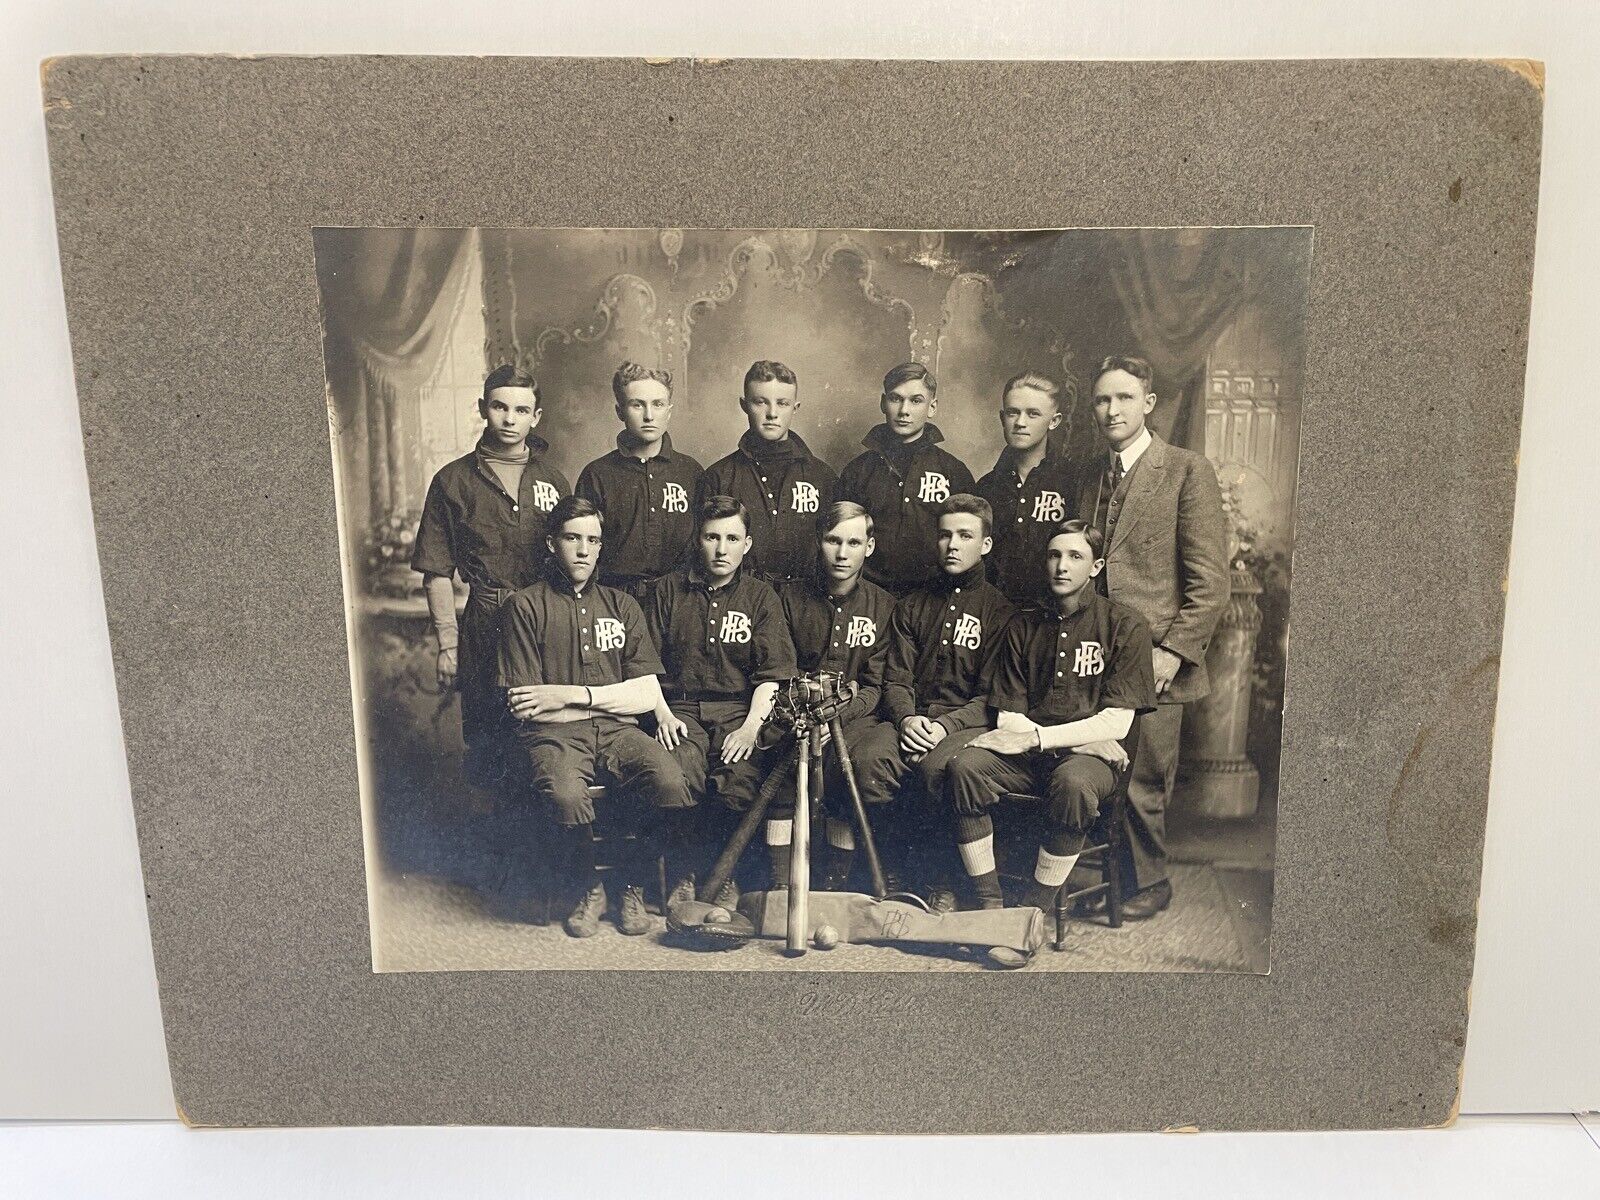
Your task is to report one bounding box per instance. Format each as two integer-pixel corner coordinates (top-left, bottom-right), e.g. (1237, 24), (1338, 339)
(1178, 567), (1263, 819)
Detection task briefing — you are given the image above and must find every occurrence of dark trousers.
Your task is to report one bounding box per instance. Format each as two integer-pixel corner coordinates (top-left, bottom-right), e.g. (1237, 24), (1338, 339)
(847, 720), (986, 883)
(946, 746), (1119, 835)
(1125, 701), (1181, 892)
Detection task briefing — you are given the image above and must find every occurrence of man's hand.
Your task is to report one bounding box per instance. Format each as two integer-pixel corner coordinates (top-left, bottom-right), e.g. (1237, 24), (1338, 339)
(720, 722), (761, 764)
(507, 684), (584, 721)
(1152, 647), (1183, 697)
(1077, 738), (1131, 770)
(436, 647), (458, 691)
(656, 710), (688, 751)
(898, 715), (947, 756)
(968, 727), (1040, 756)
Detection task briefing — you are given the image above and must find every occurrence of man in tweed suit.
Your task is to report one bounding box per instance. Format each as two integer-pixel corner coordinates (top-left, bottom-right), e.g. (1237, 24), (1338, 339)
(1077, 355), (1229, 918)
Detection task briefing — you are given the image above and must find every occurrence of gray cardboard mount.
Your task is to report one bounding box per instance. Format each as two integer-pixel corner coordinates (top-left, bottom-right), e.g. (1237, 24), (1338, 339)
(41, 57), (1540, 1132)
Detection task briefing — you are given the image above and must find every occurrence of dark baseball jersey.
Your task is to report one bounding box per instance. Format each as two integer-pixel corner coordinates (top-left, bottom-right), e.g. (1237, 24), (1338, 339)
(496, 574), (663, 702)
(837, 423), (975, 593)
(778, 574), (896, 726)
(697, 431), (838, 585)
(574, 433), (704, 589)
(879, 563), (1016, 734)
(647, 567), (797, 701)
(987, 590), (1157, 727)
(411, 434), (571, 592)
(974, 445), (1079, 606)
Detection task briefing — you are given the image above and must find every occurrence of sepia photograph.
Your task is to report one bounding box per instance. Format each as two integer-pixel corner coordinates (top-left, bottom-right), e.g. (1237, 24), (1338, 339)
(313, 225), (1312, 974)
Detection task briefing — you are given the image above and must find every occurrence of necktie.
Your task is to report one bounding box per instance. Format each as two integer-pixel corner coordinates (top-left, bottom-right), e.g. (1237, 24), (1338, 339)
(1108, 453), (1124, 494)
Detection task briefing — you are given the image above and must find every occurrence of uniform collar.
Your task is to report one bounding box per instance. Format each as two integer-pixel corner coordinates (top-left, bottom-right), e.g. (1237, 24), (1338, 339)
(688, 564), (745, 594)
(615, 431), (677, 463)
(937, 561), (989, 593)
(994, 438), (1066, 479)
(544, 564), (595, 598)
(863, 421), (947, 457)
(739, 429), (814, 464)
(475, 432), (549, 462)
(806, 565), (864, 604)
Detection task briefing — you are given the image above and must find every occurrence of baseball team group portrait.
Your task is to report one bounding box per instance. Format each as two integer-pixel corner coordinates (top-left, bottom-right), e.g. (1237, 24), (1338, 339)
(312, 225), (1310, 974)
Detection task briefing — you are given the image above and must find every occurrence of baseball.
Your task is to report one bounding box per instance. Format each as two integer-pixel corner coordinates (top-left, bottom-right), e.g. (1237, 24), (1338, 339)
(813, 924), (840, 949)
(703, 906), (732, 924)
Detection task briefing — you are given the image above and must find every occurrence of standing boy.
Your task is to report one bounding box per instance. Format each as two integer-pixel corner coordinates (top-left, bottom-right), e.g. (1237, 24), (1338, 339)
(943, 520), (1156, 911)
(575, 361), (703, 598)
(974, 372), (1078, 607)
(697, 360), (838, 587)
(838, 362), (975, 596)
(497, 496), (694, 938)
(411, 365), (570, 796)
(848, 494), (1015, 895)
(648, 494), (799, 899)
(1077, 355), (1228, 917)
(771, 501), (897, 890)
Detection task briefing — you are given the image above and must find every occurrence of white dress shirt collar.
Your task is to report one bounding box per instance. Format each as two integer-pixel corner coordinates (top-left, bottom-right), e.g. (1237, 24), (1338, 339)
(1114, 426), (1154, 472)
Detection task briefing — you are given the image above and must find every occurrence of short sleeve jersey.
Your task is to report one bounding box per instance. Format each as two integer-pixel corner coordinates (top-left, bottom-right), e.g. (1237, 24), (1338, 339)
(779, 574), (896, 725)
(496, 575), (663, 692)
(647, 568), (798, 700)
(879, 564), (1016, 733)
(574, 433), (704, 587)
(987, 591), (1157, 726)
(974, 446), (1079, 606)
(697, 431), (838, 585)
(838, 423), (976, 593)
(410, 436), (572, 592)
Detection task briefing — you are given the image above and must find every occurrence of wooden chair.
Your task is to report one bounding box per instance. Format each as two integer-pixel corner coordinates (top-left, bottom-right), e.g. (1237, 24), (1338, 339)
(996, 717), (1142, 950)
(588, 785), (670, 912)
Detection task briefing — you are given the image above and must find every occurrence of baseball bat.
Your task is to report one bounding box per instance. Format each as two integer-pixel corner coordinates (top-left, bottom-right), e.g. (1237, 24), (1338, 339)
(786, 726), (814, 954)
(829, 715), (887, 900)
(697, 754), (792, 905)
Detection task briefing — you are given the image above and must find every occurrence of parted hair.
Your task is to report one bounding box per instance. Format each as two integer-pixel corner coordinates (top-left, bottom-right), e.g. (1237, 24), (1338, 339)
(816, 499), (875, 539)
(1049, 517), (1105, 559)
(1090, 355), (1155, 392)
(697, 493), (751, 535)
(743, 359), (798, 392)
(1001, 370), (1063, 407)
(882, 361), (936, 398)
(611, 360), (673, 404)
(937, 492), (994, 539)
(547, 494), (604, 536)
(482, 364), (540, 405)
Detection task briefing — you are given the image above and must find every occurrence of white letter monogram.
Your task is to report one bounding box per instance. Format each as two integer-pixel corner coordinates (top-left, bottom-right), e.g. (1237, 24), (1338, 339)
(1073, 641), (1105, 676)
(594, 618), (626, 652)
(1032, 490), (1065, 523)
(917, 472), (951, 504)
(531, 480), (561, 511)
(845, 616), (877, 647)
(661, 482), (688, 513)
(719, 611), (752, 643)
(791, 481), (820, 513)
(952, 613), (982, 649)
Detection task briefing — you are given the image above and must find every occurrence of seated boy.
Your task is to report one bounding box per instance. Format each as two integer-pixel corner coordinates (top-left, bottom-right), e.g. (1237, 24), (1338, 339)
(848, 494), (1016, 895)
(973, 372), (1078, 607)
(575, 361), (704, 598)
(697, 360), (838, 587)
(647, 494), (799, 901)
(838, 361), (975, 596)
(771, 501), (897, 890)
(497, 496), (694, 938)
(943, 520), (1157, 912)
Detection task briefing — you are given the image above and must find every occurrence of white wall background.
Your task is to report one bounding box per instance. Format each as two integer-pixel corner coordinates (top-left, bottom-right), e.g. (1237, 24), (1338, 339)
(1, 0), (1594, 1123)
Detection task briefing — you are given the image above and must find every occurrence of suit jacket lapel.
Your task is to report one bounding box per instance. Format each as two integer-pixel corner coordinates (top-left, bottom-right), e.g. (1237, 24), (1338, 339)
(1108, 434), (1167, 554)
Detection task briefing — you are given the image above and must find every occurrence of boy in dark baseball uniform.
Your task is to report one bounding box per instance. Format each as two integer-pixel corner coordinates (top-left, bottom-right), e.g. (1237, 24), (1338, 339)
(770, 501), (897, 890)
(974, 372), (1078, 608)
(498, 496), (694, 938)
(575, 361), (703, 598)
(838, 362), (975, 596)
(944, 520), (1156, 911)
(848, 494), (1015, 895)
(411, 365), (570, 797)
(648, 494), (798, 902)
(697, 360), (838, 588)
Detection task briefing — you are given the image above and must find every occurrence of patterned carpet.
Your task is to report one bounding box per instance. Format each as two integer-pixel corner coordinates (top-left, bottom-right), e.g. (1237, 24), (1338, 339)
(374, 861), (1270, 975)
